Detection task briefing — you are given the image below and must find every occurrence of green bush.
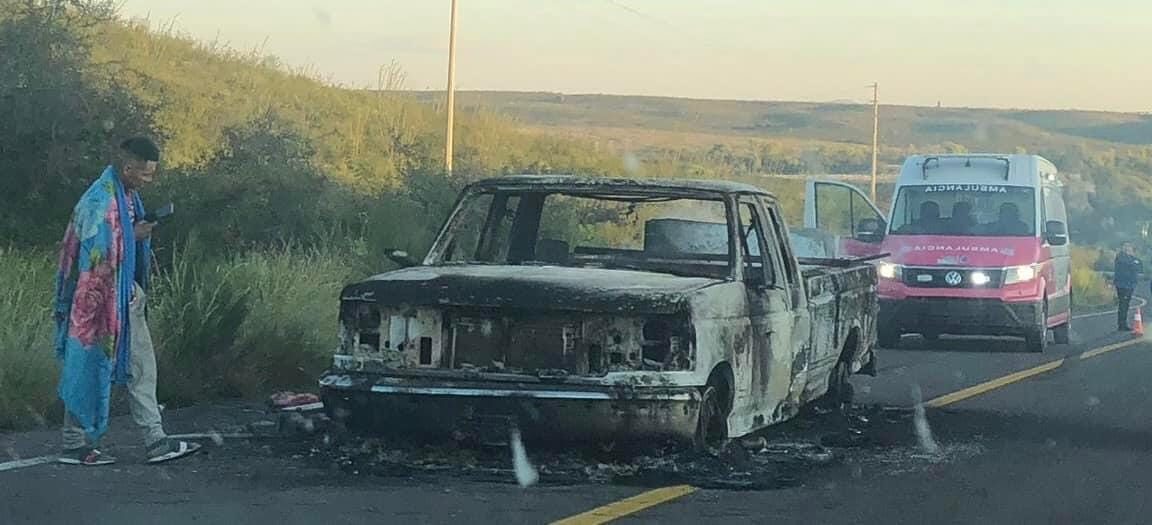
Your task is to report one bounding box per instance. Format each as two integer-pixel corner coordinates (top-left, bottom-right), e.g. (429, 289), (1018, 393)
(149, 242), (251, 405)
(1071, 246), (1114, 308)
(150, 241), (359, 407)
(0, 249), (58, 429)
(0, 1), (152, 246)
(223, 247), (358, 396)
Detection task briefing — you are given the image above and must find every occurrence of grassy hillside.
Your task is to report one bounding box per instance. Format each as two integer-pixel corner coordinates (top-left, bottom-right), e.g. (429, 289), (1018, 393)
(413, 91), (1152, 151)
(92, 28), (629, 194)
(405, 91), (1152, 247)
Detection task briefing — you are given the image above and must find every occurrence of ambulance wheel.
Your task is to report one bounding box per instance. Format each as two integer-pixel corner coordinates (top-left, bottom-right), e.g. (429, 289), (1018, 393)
(1053, 322), (1070, 345)
(1025, 302), (1048, 353)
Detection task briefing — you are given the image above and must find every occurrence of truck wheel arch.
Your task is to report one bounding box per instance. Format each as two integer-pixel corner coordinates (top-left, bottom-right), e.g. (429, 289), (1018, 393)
(706, 362), (735, 415)
(694, 363), (735, 454)
(820, 328), (860, 409)
(840, 325), (863, 367)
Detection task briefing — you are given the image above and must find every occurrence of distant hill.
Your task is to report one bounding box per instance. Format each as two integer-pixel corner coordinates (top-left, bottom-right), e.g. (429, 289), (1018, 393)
(400, 91), (1152, 246)
(408, 91), (1152, 152)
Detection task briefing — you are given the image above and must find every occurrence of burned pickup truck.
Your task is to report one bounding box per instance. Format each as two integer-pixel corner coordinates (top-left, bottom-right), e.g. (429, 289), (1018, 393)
(320, 176), (880, 450)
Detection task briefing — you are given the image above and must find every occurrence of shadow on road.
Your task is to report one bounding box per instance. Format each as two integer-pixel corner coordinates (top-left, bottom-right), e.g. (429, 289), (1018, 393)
(889, 335), (1031, 354)
(927, 406), (1152, 454)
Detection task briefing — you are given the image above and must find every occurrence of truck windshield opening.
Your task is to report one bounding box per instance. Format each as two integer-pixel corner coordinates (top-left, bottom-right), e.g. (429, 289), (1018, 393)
(432, 190), (732, 278)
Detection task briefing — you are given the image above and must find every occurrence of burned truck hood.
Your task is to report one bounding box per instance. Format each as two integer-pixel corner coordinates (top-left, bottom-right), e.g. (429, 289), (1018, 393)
(340, 265), (724, 314)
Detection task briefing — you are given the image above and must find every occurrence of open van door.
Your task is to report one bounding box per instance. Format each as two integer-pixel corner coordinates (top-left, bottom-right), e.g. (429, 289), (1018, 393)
(803, 180), (886, 258)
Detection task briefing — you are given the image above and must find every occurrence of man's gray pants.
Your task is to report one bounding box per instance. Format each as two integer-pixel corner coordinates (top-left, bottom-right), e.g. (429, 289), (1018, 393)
(62, 283), (167, 449)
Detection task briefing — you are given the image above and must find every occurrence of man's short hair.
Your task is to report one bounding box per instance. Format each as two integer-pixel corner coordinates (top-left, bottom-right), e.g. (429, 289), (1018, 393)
(120, 136), (160, 163)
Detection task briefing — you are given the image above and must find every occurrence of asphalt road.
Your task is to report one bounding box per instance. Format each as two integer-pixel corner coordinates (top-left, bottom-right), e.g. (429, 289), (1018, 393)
(3, 304), (1151, 525)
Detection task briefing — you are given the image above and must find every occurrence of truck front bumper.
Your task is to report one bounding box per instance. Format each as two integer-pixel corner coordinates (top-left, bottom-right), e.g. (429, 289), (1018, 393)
(879, 298), (1043, 337)
(319, 371), (701, 443)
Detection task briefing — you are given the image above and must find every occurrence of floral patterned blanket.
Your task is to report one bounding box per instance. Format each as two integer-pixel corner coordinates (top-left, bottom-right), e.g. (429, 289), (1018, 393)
(53, 165), (150, 442)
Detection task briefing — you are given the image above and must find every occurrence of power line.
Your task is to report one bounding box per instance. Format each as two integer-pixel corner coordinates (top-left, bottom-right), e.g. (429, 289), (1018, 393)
(602, 0), (674, 28)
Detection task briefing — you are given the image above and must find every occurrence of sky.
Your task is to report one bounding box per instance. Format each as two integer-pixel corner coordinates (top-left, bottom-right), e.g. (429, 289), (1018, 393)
(117, 0), (1151, 113)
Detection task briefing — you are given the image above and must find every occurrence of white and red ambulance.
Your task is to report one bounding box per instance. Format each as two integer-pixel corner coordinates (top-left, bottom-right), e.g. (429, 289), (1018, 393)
(804, 154), (1071, 353)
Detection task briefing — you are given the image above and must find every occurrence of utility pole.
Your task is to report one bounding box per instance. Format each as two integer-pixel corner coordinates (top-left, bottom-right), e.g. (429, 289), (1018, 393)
(869, 82), (879, 201)
(444, 0), (459, 174)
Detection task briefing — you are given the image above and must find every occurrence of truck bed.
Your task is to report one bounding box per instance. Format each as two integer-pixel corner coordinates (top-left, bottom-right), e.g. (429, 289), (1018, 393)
(801, 262), (879, 395)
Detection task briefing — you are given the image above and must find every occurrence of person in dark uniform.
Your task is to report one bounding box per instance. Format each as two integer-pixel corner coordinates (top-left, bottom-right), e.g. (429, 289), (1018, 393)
(947, 201), (976, 235)
(899, 201), (942, 234)
(1113, 242), (1142, 331)
(987, 202), (1031, 236)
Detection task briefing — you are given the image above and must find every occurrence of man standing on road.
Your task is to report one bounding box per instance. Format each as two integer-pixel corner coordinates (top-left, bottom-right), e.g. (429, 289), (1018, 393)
(1113, 241), (1142, 332)
(53, 137), (201, 466)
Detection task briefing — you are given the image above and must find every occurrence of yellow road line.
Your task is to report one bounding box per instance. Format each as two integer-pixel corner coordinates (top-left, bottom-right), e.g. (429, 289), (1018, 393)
(925, 358), (1066, 407)
(550, 485), (697, 525)
(926, 337), (1146, 408)
(1078, 338), (1143, 360)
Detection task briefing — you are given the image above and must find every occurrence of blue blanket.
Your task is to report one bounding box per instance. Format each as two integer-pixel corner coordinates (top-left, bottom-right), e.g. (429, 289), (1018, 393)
(53, 166), (150, 443)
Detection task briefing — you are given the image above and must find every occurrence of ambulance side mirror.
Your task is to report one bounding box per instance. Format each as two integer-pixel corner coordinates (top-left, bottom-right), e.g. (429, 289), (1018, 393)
(1045, 221), (1068, 246)
(854, 218), (886, 243)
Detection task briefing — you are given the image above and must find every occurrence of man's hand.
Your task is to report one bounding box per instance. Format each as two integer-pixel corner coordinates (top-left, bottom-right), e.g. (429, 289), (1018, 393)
(133, 221), (156, 241)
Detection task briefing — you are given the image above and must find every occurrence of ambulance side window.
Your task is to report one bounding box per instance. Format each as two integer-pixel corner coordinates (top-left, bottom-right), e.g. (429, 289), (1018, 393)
(1042, 187), (1067, 224)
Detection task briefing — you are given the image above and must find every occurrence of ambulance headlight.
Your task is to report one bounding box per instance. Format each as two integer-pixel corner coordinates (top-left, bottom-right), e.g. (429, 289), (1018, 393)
(970, 271), (992, 286)
(1004, 265), (1038, 284)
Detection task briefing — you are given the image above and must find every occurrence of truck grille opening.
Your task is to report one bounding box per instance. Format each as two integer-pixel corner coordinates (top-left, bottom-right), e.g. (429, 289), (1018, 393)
(339, 303), (695, 375)
(418, 337), (433, 365)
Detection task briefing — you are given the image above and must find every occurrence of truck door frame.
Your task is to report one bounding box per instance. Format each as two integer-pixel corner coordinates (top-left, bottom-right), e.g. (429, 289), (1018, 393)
(734, 193), (799, 427)
(761, 197), (813, 405)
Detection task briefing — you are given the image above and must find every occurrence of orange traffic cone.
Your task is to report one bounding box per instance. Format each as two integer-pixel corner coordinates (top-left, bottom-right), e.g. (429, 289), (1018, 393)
(1133, 309), (1144, 336)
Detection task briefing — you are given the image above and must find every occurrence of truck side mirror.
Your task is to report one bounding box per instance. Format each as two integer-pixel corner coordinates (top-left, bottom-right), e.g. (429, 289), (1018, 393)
(854, 218), (886, 243)
(1044, 221), (1068, 246)
(387, 249), (418, 268)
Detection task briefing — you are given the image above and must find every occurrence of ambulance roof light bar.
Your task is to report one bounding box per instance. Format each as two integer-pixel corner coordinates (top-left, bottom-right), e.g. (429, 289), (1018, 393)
(922, 155), (1010, 181)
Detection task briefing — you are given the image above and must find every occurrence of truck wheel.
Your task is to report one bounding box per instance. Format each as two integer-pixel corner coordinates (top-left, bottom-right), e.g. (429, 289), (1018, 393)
(694, 385), (728, 456)
(819, 360), (855, 412)
(878, 327), (901, 349)
(1053, 322), (1071, 345)
(322, 392), (366, 432)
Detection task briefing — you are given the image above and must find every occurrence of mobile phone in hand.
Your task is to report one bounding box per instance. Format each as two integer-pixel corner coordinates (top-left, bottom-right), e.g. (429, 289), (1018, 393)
(141, 202), (174, 223)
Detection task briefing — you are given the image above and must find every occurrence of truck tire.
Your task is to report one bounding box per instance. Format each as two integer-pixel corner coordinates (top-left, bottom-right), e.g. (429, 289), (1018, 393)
(878, 327), (901, 349)
(818, 359), (854, 412)
(322, 391), (372, 433)
(694, 385), (728, 456)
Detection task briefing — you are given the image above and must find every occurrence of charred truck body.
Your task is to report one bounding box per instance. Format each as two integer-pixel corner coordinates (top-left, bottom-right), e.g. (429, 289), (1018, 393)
(320, 176), (880, 449)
